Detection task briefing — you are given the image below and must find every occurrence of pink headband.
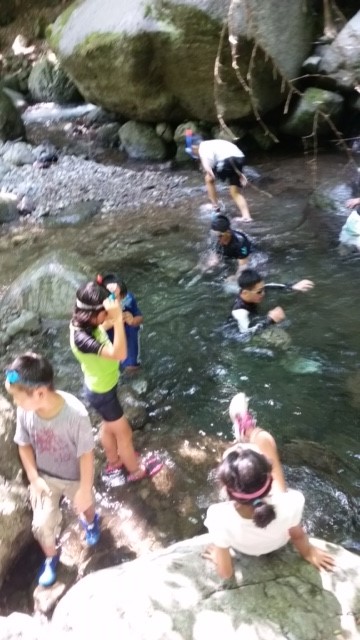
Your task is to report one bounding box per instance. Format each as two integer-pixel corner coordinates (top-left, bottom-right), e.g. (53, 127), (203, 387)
(229, 474), (272, 500)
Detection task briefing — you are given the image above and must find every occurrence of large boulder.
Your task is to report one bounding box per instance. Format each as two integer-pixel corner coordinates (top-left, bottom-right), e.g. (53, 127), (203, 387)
(0, 251), (89, 320)
(47, 0), (316, 123)
(0, 90), (25, 142)
(319, 10), (360, 91)
(52, 535), (360, 640)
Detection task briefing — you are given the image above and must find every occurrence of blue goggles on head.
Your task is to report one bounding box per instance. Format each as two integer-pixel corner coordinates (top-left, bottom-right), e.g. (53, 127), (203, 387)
(5, 369), (46, 387)
(5, 370), (21, 385)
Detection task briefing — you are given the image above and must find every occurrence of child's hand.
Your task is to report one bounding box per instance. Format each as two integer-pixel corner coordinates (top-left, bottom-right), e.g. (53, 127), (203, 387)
(268, 306), (285, 323)
(30, 476), (51, 499)
(304, 545), (335, 572)
(346, 197), (360, 209)
(103, 296), (122, 321)
(292, 279), (314, 292)
(122, 311), (134, 326)
(73, 488), (93, 514)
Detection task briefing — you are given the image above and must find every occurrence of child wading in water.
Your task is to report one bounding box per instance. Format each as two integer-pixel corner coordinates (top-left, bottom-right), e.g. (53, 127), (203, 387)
(6, 352), (100, 588)
(70, 280), (162, 482)
(203, 447), (335, 579)
(97, 273), (143, 372)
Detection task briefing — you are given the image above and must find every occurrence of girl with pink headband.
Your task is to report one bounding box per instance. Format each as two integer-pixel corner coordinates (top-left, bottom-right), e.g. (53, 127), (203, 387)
(203, 448), (334, 579)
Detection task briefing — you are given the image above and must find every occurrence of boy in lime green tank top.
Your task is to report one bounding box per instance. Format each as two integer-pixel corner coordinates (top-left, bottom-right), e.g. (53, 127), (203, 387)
(70, 281), (162, 483)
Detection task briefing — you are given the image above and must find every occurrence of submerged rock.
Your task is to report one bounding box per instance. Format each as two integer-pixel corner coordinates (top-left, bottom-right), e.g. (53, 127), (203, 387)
(0, 251), (89, 319)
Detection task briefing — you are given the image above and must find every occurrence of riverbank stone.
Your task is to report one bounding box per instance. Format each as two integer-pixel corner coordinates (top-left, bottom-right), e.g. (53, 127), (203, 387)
(319, 11), (360, 91)
(3, 142), (35, 166)
(28, 56), (82, 104)
(119, 121), (167, 161)
(0, 251), (89, 319)
(48, 0), (316, 123)
(281, 88), (344, 137)
(0, 480), (32, 591)
(0, 89), (25, 142)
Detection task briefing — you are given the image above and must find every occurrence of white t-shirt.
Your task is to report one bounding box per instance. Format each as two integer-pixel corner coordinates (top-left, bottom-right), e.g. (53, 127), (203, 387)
(205, 489), (305, 556)
(198, 140), (244, 169)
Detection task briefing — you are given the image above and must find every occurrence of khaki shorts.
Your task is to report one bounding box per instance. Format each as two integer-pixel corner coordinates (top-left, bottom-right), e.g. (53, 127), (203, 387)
(30, 473), (93, 549)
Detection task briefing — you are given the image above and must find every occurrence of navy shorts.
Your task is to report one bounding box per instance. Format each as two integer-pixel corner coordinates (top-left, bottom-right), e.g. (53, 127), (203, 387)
(84, 385), (123, 422)
(215, 156), (245, 187)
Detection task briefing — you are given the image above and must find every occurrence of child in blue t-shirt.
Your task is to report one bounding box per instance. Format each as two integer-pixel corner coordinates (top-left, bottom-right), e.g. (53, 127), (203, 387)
(98, 274), (143, 372)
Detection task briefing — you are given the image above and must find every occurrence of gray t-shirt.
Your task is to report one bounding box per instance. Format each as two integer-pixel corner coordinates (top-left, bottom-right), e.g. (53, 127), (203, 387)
(14, 390), (95, 481)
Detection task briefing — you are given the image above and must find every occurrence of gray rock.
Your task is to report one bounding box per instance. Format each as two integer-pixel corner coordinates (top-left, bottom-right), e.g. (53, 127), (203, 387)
(301, 55), (322, 74)
(44, 200), (103, 227)
(94, 123), (119, 148)
(52, 535), (360, 640)
(155, 122), (174, 143)
(0, 161), (10, 182)
(3, 142), (35, 166)
(0, 89), (25, 142)
(0, 193), (18, 223)
(0, 251), (89, 319)
(2, 88), (28, 112)
(48, 0), (316, 122)
(319, 11), (360, 90)
(119, 121), (167, 161)
(281, 88), (344, 137)
(5, 310), (41, 339)
(28, 57), (82, 104)
(118, 385), (147, 429)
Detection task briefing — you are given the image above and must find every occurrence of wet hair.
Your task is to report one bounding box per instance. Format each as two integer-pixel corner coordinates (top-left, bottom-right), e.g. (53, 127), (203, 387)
(237, 268), (263, 291)
(218, 449), (276, 528)
(72, 281), (109, 327)
(211, 214), (231, 233)
(6, 352), (54, 394)
(98, 273), (128, 296)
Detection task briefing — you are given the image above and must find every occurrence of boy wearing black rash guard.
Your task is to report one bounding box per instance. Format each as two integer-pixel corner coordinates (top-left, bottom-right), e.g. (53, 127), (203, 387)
(232, 269), (314, 335)
(203, 214), (251, 275)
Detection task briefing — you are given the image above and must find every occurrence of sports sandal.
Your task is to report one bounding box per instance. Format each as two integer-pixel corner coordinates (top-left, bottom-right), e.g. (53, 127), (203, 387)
(125, 455), (164, 484)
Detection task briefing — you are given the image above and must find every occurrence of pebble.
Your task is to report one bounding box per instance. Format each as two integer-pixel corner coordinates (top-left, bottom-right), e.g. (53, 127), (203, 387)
(0, 151), (189, 217)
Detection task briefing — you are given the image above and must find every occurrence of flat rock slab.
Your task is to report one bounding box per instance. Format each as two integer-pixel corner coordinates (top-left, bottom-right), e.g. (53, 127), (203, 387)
(51, 535), (360, 640)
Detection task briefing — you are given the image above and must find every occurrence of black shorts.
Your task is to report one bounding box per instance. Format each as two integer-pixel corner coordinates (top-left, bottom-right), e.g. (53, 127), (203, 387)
(215, 156), (245, 187)
(84, 385), (123, 422)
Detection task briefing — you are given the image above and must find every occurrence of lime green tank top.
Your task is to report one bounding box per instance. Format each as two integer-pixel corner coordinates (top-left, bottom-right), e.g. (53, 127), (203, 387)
(70, 324), (119, 393)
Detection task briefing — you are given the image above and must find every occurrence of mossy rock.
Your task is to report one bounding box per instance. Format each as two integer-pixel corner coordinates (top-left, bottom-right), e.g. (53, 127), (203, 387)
(119, 121), (167, 160)
(281, 88), (344, 137)
(28, 56), (82, 104)
(47, 0), (317, 123)
(0, 90), (25, 141)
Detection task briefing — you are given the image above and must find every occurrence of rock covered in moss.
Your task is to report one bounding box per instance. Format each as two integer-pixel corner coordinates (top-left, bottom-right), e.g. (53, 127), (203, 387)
(119, 121), (167, 160)
(0, 90), (25, 142)
(47, 0), (317, 123)
(28, 56), (82, 104)
(281, 88), (344, 137)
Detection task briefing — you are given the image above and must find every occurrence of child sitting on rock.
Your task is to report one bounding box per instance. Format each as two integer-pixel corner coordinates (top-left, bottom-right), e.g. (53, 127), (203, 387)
(6, 352), (100, 588)
(203, 447), (334, 579)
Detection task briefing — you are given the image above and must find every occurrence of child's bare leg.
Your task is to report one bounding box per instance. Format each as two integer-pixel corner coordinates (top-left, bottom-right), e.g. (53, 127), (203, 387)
(229, 185), (252, 220)
(103, 417), (140, 474)
(205, 173), (219, 207)
(100, 422), (121, 467)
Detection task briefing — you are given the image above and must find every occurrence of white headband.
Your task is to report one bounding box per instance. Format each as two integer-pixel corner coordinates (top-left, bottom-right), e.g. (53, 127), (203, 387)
(76, 298), (104, 311)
